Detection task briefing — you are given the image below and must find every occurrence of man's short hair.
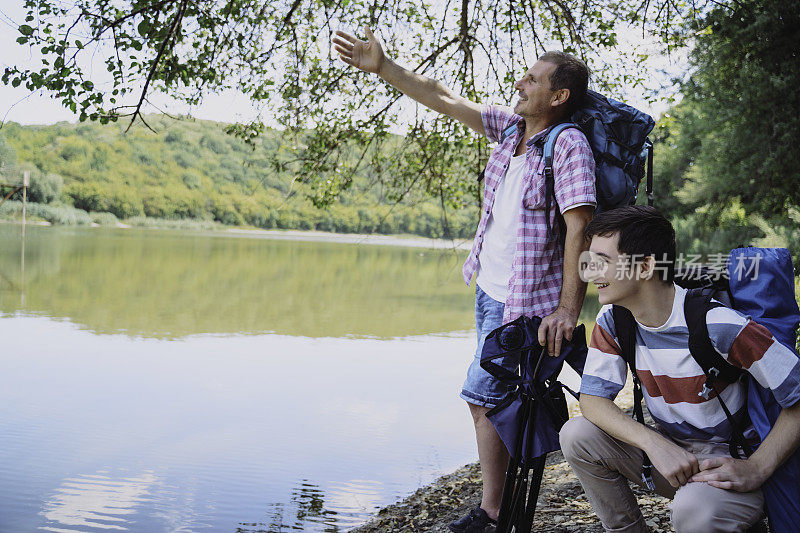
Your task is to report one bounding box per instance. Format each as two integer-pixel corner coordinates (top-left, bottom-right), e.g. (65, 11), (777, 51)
(584, 205), (676, 282)
(538, 51), (589, 117)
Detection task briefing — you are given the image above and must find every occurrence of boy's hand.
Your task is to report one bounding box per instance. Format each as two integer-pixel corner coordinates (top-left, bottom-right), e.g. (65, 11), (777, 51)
(689, 456), (768, 492)
(333, 27), (385, 75)
(646, 437), (700, 488)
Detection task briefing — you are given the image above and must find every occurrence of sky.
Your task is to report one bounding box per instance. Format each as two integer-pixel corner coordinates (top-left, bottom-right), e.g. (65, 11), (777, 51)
(0, 3), (686, 128)
(0, 3), (261, 126)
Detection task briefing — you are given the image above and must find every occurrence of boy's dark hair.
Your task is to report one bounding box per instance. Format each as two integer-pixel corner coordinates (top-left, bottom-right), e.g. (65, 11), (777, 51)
(539, 51), (589, 117)
(585, 205), (676, 282)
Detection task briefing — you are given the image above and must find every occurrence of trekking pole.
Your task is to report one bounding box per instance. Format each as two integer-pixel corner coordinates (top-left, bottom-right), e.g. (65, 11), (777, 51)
(513, 396), (539, 533)
(497, 394), (528, 533)
(497, 346), (533, 533)
(521, 454), (547, 531)
(646, 142), (654, 207)
(511, 462), (530, 532)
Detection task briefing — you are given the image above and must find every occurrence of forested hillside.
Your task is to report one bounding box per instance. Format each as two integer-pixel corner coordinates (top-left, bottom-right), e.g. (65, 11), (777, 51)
(1, 0), (798, 262)
(0, 116), (478, 238)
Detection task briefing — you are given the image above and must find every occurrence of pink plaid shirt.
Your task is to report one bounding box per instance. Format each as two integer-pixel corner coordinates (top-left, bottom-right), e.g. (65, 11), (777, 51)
(462, 105), (596, 322)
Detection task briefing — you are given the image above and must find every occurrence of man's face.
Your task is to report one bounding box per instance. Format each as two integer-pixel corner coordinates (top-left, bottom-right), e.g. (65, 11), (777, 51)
(581, 233), (643, 306)
(513, 60), (558, 119)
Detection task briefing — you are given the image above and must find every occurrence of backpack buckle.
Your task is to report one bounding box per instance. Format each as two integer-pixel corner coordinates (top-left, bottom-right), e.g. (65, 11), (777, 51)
(641, 468), (656, 491)
(698, 367), (720, 400)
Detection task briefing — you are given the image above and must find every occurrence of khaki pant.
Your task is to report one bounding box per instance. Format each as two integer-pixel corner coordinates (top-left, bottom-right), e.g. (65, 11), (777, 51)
(559, 416), (764, 532)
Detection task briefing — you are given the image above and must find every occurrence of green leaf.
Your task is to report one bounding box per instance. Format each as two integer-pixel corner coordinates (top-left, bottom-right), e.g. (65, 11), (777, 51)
(82, 80), (94, 91)
(19, 24), (34, 36)
(137, 20), (150, 36)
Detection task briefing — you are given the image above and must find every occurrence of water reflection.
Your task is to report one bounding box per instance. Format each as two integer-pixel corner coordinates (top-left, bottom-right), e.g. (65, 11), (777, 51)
(291, 481), (339, 530)
(0, 226), (600, 339)
(0, 226), (473, 339)
(40, 471), (157, 532)
(0, 316), (479, 532)
(0, 225), (603, 533)
(233, 478), (377, 533)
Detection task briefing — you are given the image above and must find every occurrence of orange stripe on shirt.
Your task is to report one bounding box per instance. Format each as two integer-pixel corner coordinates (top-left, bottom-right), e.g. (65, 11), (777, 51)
(637, 369), (731, 404)
(727, 321), (774, 370)
(590, 323), (621, 355)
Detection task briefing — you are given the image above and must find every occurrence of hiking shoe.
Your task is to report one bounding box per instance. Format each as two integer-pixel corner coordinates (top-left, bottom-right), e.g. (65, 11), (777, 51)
(447, 506), (497, 533)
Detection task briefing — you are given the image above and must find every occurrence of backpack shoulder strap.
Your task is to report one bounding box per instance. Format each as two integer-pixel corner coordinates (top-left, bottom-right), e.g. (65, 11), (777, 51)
(684, 287), (742, 386)
(501, 124), (518, 142)
(612, 305), (637, 371)
(542, 123), (580, 169)
(543, 123), (580, 242)
(611, 305), (656, 491)
(477, 124), (520, 182)
(683, 287), (752, 457)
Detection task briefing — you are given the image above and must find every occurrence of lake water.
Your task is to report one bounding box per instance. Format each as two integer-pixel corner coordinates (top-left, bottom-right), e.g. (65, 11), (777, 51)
(0, 225), (599, 532)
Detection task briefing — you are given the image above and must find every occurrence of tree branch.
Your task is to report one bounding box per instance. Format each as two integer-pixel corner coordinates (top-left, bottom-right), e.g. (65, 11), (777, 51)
(126, 0), (187, 132)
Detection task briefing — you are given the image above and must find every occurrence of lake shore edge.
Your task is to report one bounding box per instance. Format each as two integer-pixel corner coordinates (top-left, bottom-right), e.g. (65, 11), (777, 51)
(0, 218), (472, 250)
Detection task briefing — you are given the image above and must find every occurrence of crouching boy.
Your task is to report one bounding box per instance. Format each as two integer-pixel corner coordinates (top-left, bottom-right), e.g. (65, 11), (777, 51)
(560, 205), (800, 532)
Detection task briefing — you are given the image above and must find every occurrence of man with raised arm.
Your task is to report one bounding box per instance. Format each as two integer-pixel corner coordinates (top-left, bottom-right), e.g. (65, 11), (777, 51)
(333, 28), (596, 532)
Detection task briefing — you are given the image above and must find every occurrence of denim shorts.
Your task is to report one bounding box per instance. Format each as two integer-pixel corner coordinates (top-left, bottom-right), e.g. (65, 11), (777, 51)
(460, 285), (518, 408)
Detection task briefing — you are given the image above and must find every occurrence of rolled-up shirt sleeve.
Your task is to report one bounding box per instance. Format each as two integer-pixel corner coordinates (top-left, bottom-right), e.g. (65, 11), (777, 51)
(580, 306), (627, 400)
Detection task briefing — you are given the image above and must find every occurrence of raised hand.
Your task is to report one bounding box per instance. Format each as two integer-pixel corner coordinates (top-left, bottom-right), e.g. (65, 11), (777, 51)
(332, 27), (385, 75)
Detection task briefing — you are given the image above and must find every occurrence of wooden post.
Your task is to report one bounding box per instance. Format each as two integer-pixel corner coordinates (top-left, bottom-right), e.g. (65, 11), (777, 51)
(21, 172), (28, 307)
(22, 171), (29, 227)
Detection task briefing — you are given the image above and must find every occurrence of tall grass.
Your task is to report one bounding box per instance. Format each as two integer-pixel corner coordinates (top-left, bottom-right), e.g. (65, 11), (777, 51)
(0, 200), (92, 225)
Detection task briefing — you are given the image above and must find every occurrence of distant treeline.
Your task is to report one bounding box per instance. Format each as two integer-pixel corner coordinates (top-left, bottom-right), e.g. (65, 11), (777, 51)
(0, 116), (478, 239)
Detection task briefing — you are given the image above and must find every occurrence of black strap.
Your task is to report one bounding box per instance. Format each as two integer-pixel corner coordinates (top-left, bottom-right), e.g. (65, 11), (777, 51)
(543, 164), (567, 245)
(684, 288), (743, 384)
(480, 346), (529, 386)
(646, 141), (654, 207)
(541, 124), (571, 245)
(598, 151), (626, 168)
(684, 288), (753, 457)
(612, 305), (656, 490)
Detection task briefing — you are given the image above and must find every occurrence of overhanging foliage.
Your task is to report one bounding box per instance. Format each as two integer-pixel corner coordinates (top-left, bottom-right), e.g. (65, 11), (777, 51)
(4, 0), (720, 207)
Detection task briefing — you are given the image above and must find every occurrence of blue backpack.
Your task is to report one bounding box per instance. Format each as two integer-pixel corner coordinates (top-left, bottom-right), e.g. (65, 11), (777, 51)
(485, 90), (655, 239)
(615, 247), (800, 533)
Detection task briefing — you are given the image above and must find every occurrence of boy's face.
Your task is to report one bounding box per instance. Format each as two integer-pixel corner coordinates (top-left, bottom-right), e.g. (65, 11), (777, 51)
(581, 232), (645, 306)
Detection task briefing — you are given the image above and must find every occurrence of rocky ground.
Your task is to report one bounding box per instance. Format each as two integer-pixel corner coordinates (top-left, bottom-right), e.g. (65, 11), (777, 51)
(351, 382), (676, 532)
(350, 451), (673, 533)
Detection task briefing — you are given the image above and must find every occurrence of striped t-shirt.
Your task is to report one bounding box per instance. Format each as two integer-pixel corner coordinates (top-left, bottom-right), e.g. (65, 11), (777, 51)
(580, 284), (800, 443)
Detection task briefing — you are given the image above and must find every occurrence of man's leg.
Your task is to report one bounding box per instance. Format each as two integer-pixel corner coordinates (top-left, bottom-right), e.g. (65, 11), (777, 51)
(468, 402), (509, 520)
(560, 416), (676, 532)
(454, 286), (513, 530)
